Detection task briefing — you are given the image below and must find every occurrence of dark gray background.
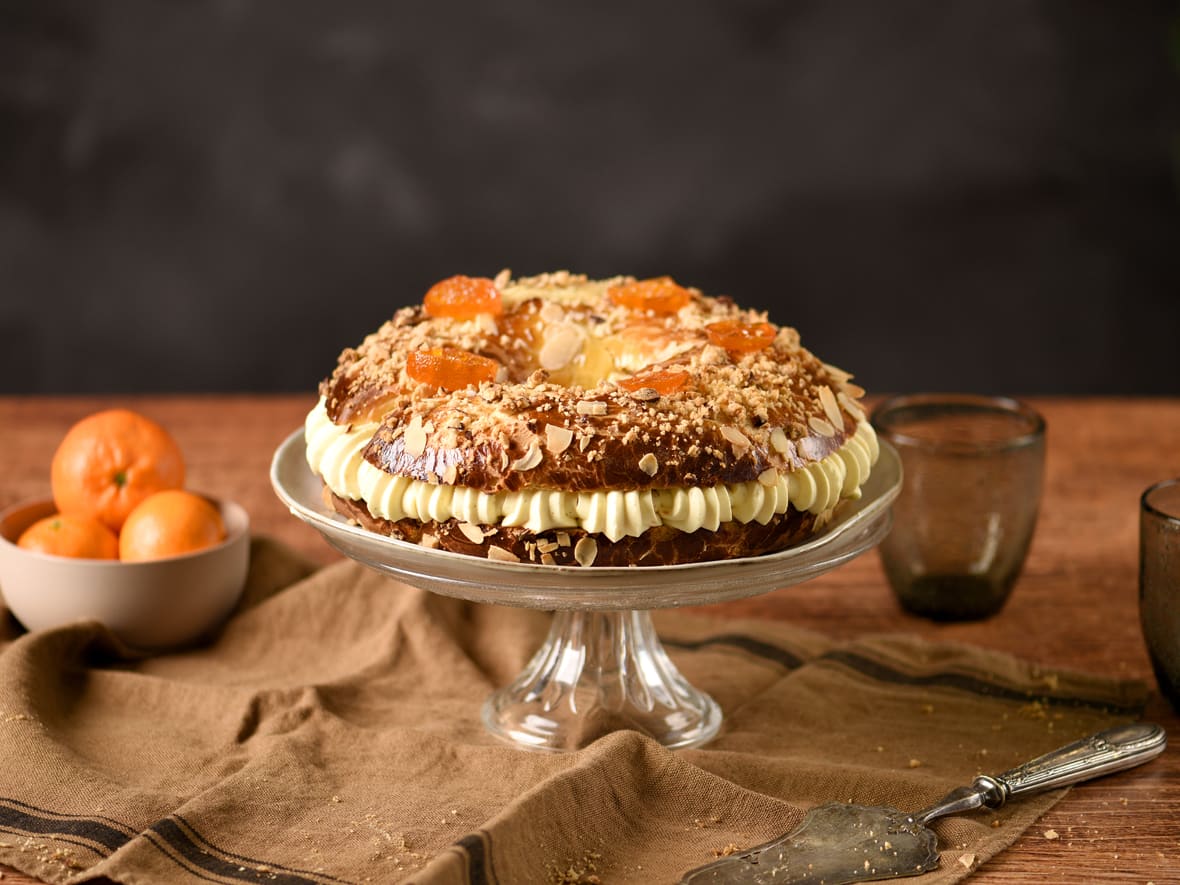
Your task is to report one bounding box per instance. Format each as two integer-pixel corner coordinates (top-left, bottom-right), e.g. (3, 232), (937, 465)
(2, 0), (1178, 395)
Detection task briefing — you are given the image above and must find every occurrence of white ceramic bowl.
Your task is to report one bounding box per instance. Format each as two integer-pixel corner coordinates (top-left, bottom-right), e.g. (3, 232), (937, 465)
(0, 497), (250, 650)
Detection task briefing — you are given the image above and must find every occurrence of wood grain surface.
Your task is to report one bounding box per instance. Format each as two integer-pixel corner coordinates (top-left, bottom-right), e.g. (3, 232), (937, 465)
(1, 395), (1177, 883)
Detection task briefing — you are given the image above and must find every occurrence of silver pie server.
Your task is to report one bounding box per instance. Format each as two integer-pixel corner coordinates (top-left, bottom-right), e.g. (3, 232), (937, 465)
(680, 722), (1166, 885)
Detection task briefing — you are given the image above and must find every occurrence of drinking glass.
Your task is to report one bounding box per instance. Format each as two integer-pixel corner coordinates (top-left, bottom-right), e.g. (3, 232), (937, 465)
(1140, 478), (1180, 710)
(871, 394), (1046, 620)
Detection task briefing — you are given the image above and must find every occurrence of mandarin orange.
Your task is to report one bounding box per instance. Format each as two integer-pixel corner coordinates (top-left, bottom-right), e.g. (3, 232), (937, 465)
(51, 409), (185, 532)
(17, 513), (120, 560)
(118, 490), (226, 562)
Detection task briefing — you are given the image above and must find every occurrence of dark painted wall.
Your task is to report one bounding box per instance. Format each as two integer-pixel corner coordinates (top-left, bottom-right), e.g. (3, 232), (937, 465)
(2, 0), (1178, 395)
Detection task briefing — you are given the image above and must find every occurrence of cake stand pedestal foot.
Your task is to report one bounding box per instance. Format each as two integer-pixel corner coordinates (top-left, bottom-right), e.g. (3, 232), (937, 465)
(481, 609), (721, 752)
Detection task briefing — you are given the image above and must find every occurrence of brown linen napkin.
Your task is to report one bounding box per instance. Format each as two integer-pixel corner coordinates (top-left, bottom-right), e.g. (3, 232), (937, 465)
(0, 540), (1148, 885)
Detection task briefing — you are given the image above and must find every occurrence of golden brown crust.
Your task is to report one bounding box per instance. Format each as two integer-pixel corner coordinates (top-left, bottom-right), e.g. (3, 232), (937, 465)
(328, 490), (822, 567)
(319, 272), (867, 495)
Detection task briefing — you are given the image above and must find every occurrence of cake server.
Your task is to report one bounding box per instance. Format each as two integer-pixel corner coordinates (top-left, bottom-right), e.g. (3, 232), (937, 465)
(680, 721), (1166, 885)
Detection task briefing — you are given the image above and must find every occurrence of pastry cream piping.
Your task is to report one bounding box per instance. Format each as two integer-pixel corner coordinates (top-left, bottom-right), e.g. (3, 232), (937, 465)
(305, 399), (878, 542)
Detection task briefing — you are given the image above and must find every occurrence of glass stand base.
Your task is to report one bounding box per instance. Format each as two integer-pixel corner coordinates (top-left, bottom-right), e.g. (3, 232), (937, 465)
(481, 609), (721, 752)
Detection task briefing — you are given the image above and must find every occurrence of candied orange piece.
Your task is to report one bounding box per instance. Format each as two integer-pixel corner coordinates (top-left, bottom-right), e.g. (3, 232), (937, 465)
(406, 347), (500, 390)
(423, 275), (503, 319)
(617, 367), (691, 395)
(607, 277), (691, 314)
(706, 320), (776, 354)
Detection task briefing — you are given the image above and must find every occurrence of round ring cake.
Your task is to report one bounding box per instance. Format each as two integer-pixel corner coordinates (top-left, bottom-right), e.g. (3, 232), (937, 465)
(305, 271), (878, 567)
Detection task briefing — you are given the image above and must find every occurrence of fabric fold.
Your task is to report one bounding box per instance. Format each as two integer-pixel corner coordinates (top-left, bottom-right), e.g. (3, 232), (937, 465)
(0, 540), (1148, 885)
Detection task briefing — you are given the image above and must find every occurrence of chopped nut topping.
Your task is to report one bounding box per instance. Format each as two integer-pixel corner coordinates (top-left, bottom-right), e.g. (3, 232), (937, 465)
(809, 415), (836, 437)
(638, 452), (659, 476)
(574, 536), (598, 567)
(576, 400), (608, 416)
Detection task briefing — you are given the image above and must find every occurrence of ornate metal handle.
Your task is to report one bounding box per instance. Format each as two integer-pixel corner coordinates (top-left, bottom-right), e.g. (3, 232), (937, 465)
(977, 722), (1167, 808)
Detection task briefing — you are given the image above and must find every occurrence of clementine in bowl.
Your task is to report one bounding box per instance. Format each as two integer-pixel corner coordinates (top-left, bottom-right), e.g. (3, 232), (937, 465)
(51, 409), (186, 532)
(17, 513), (119, 560)
(119, 490), (227, 562)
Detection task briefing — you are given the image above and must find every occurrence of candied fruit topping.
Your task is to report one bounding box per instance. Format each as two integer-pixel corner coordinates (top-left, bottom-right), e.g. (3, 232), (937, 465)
(617, 367), (691, 395)
(706, 320), (775, 354)
(406, 347), (500, 390)
(607, 277), (692, 314)
(423, 275), (503, 319)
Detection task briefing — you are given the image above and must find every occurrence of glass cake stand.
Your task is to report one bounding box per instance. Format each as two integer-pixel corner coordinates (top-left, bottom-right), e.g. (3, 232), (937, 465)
(271, 431), (901, 752)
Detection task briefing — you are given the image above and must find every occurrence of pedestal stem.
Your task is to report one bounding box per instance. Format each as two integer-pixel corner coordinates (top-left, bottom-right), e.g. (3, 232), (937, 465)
(482, 609), (721, 751)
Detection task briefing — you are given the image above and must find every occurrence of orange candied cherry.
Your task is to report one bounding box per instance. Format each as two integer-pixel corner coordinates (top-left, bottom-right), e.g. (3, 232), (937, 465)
(423, 275), (503, 319)
(705, 320), (776, 355)
(607, 277), (692, 314)
(406, 347), (501, 391)
(617, 367), (692, 396)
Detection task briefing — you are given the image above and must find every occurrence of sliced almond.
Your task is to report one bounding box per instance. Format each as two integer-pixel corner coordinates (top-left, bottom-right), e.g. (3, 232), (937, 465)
(420, 533), (440, 549)
(539, 300), (565, 324)
(556, 531), (572, 547)
(403, 415), (427, 457)
(457, 523), (485, 544)
(769, 427), (790, 454)
(837, 391), (866, 421)
(629, 387), (660, 402)
(539, 322), (584, 371)
(493, 268), (511, 289)
(758, 468), (779, 487)
(818, 384), (844, 430)
(638, 452), (659, 476)
(809, 416), (836, 437)
(822, 361), (853, 384)
(510, 440), (543, 471)
(487, 546), (520, 563)
(720, 425), (752, 450)
(443, 463), (459, 485)
(545, 424), (574, 455)
(537, 539), (559, 554)
(842, 382), (867, 399)
(574, 536), (598, 567)
(576, 400), (608, 416)
(540, 553), (556, 566)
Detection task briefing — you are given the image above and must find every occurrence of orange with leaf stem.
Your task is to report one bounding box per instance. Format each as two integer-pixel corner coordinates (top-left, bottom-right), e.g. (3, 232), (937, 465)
(51, 409), (186, 532)
(17, 513), (119, 560)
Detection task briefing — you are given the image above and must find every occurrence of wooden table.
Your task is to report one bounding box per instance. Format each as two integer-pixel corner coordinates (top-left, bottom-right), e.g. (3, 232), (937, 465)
(1, 395), (1177, 883)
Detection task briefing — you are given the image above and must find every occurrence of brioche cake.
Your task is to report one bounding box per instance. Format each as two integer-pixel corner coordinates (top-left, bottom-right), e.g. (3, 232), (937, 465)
(305, 271), (878, 567)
